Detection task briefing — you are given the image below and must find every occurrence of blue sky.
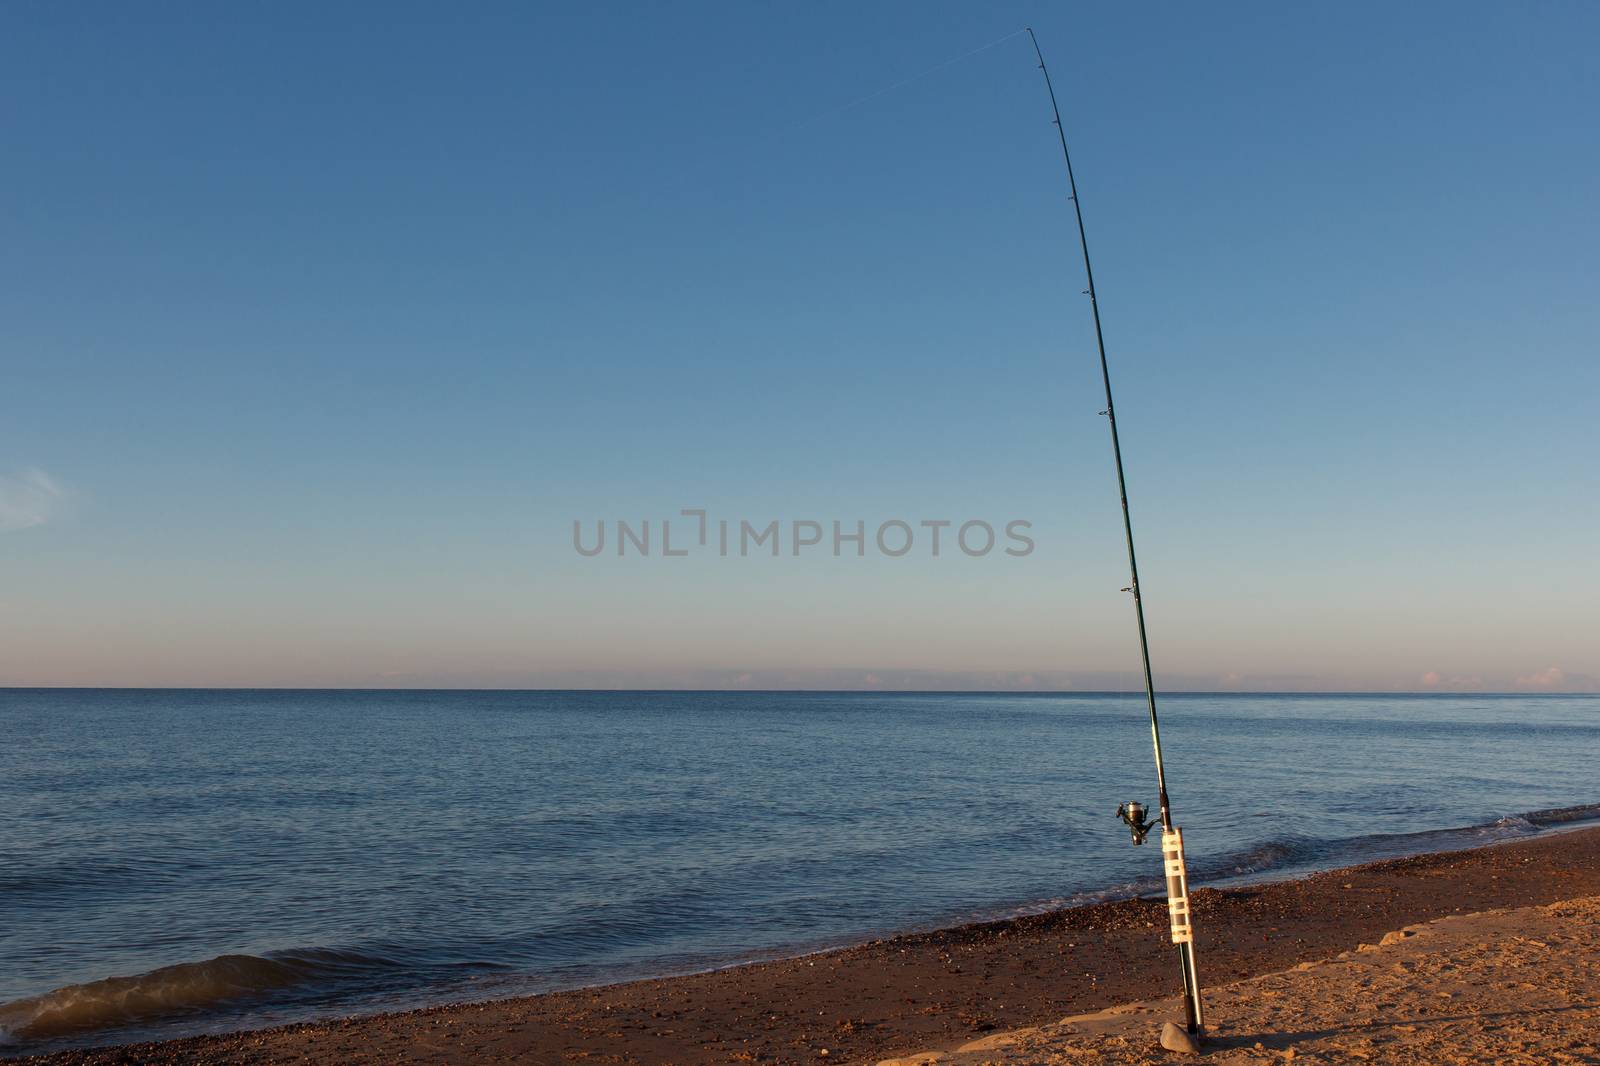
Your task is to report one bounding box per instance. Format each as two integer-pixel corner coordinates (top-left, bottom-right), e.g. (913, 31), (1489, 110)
(3, 2), (1596, 690)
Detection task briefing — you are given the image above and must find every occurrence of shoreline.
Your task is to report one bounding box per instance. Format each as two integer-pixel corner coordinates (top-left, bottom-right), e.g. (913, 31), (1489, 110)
(11, 824), (1600, 1064)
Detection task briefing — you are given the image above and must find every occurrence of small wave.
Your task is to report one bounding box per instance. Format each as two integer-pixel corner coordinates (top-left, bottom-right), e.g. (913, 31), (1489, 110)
(0, 948), (397, 1044)
(1192, 837), (1316, 881)
(1490, 814), (1537, 832)
(1189, 800), (1600, 891)
(1523, 802), (1600, 827)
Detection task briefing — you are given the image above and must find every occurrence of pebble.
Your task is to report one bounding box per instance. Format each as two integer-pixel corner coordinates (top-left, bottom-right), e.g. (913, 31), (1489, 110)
(1159, 1020), (1203, 1055)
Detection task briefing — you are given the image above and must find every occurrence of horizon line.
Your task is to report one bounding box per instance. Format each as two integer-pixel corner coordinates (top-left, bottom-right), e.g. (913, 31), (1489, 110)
(1, 686), (1593, 697)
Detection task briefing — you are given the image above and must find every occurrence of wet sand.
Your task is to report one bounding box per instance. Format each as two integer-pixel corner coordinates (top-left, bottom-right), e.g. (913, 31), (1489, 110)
(14, 826), (1600, 1065)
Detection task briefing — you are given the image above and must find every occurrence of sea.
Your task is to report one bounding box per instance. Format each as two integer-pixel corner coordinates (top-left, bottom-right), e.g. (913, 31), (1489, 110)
(2, 689), (1597, 1054)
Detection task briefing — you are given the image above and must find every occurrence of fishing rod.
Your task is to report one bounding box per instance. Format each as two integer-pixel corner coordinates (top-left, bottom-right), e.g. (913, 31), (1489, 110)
(1025, 28), (1205, 1040)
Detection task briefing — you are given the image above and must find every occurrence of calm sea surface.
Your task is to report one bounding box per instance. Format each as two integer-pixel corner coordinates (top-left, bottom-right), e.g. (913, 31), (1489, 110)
(2, 689), (1597, 1052)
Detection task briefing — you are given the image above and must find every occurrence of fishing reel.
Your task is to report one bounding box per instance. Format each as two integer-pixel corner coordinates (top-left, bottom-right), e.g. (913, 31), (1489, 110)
(1116, 801), (1155, 846)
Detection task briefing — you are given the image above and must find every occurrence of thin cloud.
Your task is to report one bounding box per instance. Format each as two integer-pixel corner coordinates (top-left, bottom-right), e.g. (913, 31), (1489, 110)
(1517, 666), (1566, 688)
(1419, 670), (1484, 690)
(0, 468), (67, 532)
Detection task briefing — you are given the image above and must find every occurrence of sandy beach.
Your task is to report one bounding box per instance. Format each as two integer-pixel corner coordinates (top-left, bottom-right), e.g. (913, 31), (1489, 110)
(11, 825), (1600, 1065)
(882, 893), (1600, 1065)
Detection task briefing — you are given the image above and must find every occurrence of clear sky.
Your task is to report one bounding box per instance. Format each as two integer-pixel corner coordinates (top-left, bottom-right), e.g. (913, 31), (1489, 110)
(3, 2), (1596, 691)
